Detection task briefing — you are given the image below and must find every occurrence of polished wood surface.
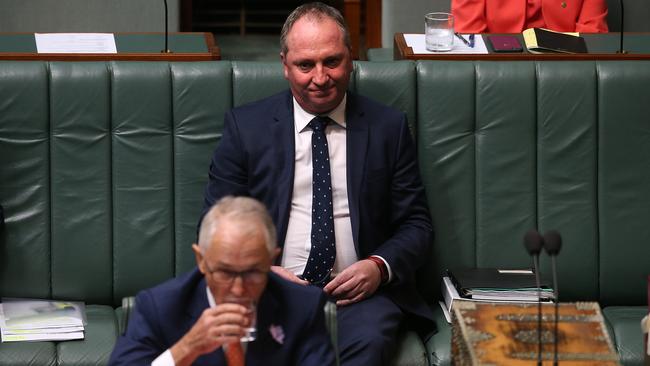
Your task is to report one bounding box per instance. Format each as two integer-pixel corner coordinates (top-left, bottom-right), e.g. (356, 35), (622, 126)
(0, 32), (220, 61)
(343, 0), (361, 59)
(452, 301), (620, 365)
(394, 32), (650, 60)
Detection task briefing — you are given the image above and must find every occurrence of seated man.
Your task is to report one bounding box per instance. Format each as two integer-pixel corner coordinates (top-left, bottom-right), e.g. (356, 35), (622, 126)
(109, 196), (335, 366)
(202, 2), (434, 364)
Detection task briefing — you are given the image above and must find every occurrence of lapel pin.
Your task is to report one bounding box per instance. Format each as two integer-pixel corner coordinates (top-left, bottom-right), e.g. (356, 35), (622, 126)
(269, 324), (285, 345)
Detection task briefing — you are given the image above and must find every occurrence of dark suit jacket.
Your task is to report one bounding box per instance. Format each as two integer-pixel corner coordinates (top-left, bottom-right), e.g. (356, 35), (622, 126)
(203, 90), (434, 324)
(109, 269), (335, 366)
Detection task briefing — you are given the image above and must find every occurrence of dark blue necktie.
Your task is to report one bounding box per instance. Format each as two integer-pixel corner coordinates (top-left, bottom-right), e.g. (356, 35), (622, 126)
(302, 116), (336, 284)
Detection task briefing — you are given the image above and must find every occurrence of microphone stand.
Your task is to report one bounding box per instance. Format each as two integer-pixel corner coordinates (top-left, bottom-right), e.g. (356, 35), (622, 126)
(524, 229), (544, 366)
(544, 230), (563, 366)
(551, 254), (559, 366)
(617, 0), (627, 54)
(533, 255), (543, 366)
(162, 0), (172, 53)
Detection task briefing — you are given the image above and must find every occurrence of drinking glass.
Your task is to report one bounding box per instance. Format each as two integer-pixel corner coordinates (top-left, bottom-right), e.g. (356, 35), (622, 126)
(425, 12), (454, 52)
(223, 296), (257, 342)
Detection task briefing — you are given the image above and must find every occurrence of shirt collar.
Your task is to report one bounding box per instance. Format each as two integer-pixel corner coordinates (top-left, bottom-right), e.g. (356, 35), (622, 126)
(206, 286), (216, 308)
(293, 94), (347, 133)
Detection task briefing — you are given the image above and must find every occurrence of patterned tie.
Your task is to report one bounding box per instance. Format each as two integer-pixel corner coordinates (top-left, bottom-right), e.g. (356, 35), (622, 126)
(302, 116), (336, 284)
(225, 342), (245, 366)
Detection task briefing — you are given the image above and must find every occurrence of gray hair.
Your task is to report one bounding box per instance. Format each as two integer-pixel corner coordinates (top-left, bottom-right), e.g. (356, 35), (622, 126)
(198, 196), (277, 254)
(280, 2), (351, 55)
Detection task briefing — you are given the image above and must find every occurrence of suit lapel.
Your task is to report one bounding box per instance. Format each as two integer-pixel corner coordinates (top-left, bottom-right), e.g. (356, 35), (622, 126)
(271, 91), (295, 250)
(345, 92), (368, 252)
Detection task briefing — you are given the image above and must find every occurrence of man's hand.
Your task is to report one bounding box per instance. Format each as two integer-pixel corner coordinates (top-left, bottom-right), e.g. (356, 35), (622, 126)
(323, 259), (381, 306)
(270, 265), (310, 285)
(170, 304), (249, 366)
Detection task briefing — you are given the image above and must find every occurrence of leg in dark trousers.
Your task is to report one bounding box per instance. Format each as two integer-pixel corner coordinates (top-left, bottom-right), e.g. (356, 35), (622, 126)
(336, 292), (403, 365)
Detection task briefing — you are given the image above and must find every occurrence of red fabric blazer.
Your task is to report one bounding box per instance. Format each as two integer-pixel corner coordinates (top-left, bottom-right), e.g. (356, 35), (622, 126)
(452, 0), (609, 33)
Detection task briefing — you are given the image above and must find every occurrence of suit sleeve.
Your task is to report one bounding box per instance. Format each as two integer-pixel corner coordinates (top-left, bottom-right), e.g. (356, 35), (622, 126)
(108, 291), (169, 366)
(575, 0), (609, 32)
(371, 115), (433, 287)
(201, 110), (250, 222)
(452, 0), (488, 33)
(294, 293), (337, 366)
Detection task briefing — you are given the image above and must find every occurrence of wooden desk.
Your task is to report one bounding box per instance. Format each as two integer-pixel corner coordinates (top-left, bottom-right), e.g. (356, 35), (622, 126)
(0, 32), (220, 61)
(394, 32), (650, 60)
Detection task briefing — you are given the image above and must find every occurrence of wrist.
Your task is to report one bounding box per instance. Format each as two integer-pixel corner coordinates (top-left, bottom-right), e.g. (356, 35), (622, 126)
(170, 339), (199, 366)
(366, 256), (388, 284)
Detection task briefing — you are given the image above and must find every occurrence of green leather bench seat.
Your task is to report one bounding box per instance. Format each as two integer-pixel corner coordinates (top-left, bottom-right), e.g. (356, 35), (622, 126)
(416, 60), (650, 365)
(0, 60), (648, 366)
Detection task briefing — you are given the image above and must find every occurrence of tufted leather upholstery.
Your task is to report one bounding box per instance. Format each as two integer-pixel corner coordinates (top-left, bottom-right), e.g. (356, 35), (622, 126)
(0, 60), (648, 365)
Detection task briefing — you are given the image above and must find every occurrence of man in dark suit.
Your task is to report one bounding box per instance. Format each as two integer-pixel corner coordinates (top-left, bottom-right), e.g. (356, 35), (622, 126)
(202, 2), (433, 364)
(109, 196), (335, 366)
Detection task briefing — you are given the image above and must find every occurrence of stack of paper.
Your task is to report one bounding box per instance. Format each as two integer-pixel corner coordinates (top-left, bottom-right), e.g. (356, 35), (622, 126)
(0, 298), (86, 342)
(440, 268), (555, 323)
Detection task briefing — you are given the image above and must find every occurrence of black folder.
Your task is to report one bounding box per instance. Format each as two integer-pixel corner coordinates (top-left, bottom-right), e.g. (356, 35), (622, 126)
(524, 27), (588, 54)
(448, 268), (554, 301)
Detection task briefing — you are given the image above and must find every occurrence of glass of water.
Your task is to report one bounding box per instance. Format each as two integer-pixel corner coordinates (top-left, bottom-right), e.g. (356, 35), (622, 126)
(425, 12), (454, 52)
(223, 296), (257, 342)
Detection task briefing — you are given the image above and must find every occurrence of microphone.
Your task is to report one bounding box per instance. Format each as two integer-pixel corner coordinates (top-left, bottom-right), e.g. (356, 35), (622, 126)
(617, 0), (627, 54)
(162, 0), (171, 53)
(524, 229), (544, 366)
(544, 230), (563, 366)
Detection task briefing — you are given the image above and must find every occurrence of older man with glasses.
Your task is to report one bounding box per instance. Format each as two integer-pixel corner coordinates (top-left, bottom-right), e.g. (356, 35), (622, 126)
(109, 196), (335, 366)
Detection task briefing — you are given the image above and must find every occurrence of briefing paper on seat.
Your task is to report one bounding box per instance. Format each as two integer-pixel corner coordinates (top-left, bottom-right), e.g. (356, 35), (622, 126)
(404, 34), (488, 54)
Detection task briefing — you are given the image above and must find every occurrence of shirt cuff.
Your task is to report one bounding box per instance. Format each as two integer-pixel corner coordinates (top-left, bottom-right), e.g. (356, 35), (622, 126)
(152, 349), (175, 366)
(370, 255), (393, 283)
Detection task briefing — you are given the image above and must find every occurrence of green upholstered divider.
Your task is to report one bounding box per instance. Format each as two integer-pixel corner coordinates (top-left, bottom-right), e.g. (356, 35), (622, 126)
(232, 61), (286, 107)
(598, 62), (650, 306)
(50, 62), (113, 304)
(170, 62), (233, 275)
(353, 61), (417, 137)
(416, 61), (477, 303)
(536, 62), (599, 300)
(110, 62), (175, 304)
(0, 62), (51, 299)
(472, 62), (538, 269)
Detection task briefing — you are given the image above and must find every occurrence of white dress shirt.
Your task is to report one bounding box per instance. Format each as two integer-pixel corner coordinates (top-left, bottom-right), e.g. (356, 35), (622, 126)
(281, 96), (358, 277)
(281, 96), (392, 281)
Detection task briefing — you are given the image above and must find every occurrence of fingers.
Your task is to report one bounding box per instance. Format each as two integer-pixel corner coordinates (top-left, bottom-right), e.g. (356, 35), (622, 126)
(270, 265), (309, 285)
(323, 260), (382, 305)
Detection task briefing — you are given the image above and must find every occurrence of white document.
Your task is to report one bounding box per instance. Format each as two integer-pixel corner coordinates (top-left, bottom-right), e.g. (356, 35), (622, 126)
(35, 33), (117, 54)
(404, 33), (488, 55)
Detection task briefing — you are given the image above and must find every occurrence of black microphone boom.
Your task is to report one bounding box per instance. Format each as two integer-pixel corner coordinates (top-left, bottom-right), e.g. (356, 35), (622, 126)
(618, 0), (627, 54)
(544, 230), (563, 366)
(524, 229), (544, 366)
(162, 0), (171, 53)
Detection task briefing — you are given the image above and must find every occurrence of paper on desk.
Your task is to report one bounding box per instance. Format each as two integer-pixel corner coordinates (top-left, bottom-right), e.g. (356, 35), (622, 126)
(404, 33), (488, 54)
(35, 33), (117, 53)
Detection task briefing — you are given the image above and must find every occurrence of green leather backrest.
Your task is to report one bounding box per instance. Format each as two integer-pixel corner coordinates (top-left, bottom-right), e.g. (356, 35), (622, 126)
(417, 60), (650, 306)
(0, 61), (231, 305)
(0, 60), (417, 307)
(0, 60), (646, 308)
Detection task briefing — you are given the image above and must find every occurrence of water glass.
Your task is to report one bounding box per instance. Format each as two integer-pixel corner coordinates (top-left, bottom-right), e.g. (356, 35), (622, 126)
(223, 296), (257, 342)
(425, 12), (454, 52)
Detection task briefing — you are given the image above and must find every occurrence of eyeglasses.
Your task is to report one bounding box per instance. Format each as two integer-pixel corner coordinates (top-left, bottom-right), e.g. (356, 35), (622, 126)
(204, 264), (268, 285)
